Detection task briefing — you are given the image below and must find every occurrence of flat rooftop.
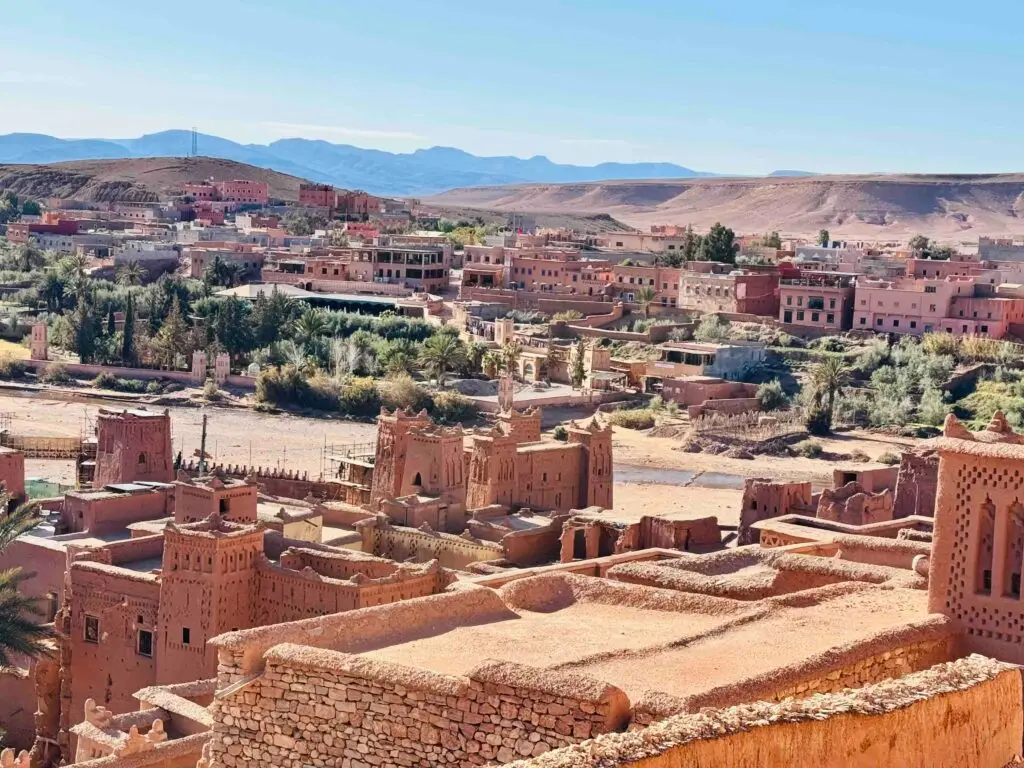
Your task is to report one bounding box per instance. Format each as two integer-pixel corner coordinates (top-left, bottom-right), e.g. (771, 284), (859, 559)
(355, 574), (927, 701)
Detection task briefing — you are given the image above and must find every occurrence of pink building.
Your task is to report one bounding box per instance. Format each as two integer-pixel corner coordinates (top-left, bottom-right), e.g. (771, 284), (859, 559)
(679, 266), (780, 317)
(854, 276), (1024, 337)
(779, 273), (856, 330)
(298, 183), (337, 208)
(213, 180), (268, 205)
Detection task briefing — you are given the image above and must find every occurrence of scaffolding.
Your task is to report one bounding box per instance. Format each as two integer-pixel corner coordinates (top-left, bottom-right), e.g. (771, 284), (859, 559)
(325, 442), (376, 483)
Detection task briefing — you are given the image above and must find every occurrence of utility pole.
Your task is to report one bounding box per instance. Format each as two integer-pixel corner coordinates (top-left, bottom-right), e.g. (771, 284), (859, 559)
(191, 127), (198, 158)
(198, 413), (208, 474)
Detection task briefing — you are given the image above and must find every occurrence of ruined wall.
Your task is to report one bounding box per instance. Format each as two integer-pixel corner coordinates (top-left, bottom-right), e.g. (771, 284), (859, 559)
(207, 651), (629, 768)
(63, 733), (210, 768)
(739, 479), (813, 545)
(817, 484), (894, 526)
(506, 657), (1022, 768)
(687, 397), (761, 419)
(93, 411), (173, 488)
(0, 669), (36, 749)
(893, 451), (939, 518)
(180, 459), (348, 501)
(369, 523), (504, 569)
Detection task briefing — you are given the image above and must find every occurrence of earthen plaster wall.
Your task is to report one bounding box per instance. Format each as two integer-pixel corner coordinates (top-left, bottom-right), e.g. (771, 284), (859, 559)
(368, 522), (505, 569)
(893, 451), (939, 518)
(0, 668), (37, 749)
(61, 489), (171, 535)
(505, 656), (1022, 768)
(739, 480), (813, 545)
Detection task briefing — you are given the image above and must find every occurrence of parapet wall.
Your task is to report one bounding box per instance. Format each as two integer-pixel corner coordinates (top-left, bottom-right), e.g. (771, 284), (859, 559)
(369, 521), (505, 569)
(179, 459), (347, 501)
(505, 655), (1022, 768)
(208, 648), (629, 768)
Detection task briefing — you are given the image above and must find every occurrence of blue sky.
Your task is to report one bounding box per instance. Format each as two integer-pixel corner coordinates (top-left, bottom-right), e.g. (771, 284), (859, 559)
(2, 0), (1023, 174)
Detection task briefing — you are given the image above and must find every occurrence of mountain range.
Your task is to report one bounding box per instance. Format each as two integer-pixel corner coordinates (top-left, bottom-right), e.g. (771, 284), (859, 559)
(0, 130), (790, 197)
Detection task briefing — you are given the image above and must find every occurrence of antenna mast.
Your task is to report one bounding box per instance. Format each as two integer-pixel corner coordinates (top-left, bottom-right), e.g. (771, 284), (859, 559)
(191, 127), (198, 158)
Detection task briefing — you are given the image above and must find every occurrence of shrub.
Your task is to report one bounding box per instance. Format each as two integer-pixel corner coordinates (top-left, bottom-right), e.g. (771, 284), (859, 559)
(146, 380), (162, 394)
(92, 371), (118, 389)
(694, 315), (731, 342)
(917, 385), (950, 426)
(607, 408), (656, 430)
(337, 376), (381, 418)
(40, 363), (73, 385)
(813, 336), (845, 353)
(551, 310), (584, 323)
(877, 451), (901, 465)
(256, 365), (340, 412)
(203, 379), (221, 401)
(849, 449), (871, 463)
(804, 407), (831, 436)
(853, 338), (890, 375)
(922, 332), (958, 358)
(0, 356), (27, 380)
(429, 390), (479, 425)
(552, 425), (568, 441)
(756, 379), (788, 411)
(115, 378), (146, 393)
(795, 440), (823, 458)
(377, 373), (431, 412)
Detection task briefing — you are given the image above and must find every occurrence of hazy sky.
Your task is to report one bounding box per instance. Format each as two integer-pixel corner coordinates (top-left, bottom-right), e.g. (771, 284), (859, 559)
(2, 0), (1023, 174)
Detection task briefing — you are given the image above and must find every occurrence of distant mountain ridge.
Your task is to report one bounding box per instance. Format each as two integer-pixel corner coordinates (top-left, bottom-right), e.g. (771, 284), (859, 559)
(0, 130), (717, 197)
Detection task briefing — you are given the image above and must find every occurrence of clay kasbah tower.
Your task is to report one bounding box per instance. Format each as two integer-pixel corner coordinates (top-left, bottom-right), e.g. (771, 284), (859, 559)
(10, 404), (1024, 768)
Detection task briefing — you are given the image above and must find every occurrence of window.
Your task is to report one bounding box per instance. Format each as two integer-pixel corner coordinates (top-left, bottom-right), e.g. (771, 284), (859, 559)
(783, 310), (792, 322)
(786, 296), (792, 306)
(797, 296), (804, 306)
(826, 313), (835, 324)
(796, 311), (805, 321)
(182, 627), (191, 645)
(829, 298), (836, 309)
(861, 299), (867, 306)
(925, 285), (937, 293)
(910, 321), (917, 329)
(859, 317), (866, 325)
(893, 319), (900, 327)
(929, 304), (937, 312)
(981, 325), (989, 333)
(925, 324), (933, 332)
(808, 296), (825, 310)
(876, 318), (883, 326)
(85, 616), (99, 644)
(138, 630), (153, 657)
(811, 312), (819, 322)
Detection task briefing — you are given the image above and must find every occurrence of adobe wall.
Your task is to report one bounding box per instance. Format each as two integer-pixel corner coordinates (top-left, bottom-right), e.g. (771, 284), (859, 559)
(0, 447), (25, 499)
(687, 397), (761, 419)
(739, 479), (813, 545)
(0, 669), (36, 749)
(817, 484), (894, 526)
(893, 451), (939, 518)
(179, 459), (348, 501)
(207, 651), (629, 768)
(367, 521), (505, 569)
(63, 733), (210, 768)
(506, 656), (1022, 768)
(61, 489), (171, 535)
(93, 410), (173, 488)
(0, 536), (68, 612)
(833, 465), (899, 494)
(513, 444), (584, 512)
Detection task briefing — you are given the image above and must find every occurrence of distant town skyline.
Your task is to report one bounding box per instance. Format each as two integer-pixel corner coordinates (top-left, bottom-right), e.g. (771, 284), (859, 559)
(2, 0), (1024, 175)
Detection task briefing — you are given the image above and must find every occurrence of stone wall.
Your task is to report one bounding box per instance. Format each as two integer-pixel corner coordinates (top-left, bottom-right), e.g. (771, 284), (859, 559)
(207, 650), (628, 768)
(505, 656), (1022, 768)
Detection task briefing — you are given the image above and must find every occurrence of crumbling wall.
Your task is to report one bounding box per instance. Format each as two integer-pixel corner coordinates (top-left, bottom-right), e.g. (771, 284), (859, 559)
(207, 650), (629, 768)
(739, 479), (813, 545)
(505, 656), (1022, 768)
(817, 483), (894, 526)
(368, 521), (504, 569)
(893, 451), (939, 518)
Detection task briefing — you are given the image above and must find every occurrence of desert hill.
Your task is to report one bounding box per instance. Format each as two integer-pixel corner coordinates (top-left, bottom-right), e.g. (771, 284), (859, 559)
(428, 174), (1024, 240)
(0, 157), (310, 204)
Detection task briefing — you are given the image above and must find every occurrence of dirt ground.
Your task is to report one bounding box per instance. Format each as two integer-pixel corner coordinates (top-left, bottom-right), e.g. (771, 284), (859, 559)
(7, 393), (918, 530)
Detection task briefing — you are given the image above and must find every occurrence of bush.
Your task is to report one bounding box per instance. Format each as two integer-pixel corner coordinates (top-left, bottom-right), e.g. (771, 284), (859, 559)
(848, 449), (871, 463)
(337, 376), (381, 418)
(429, 390), (479, 425)
(795, 440), (823, 458)
(377, 373), (430, 412)
(551, 310), (584, 323)
(853, 338), (890, 375)
(146, 380), (162, 394)
(256, 365), (341, 412)
(877, 451), (901, 465)
(607, 408), (656, 430)
(552, 425), (568, 441)
(92, 371), (118, 389)
(694, 315), (731, 342)
(203, 379), (221, 401)
(115, 378), (146, 393)
(922, 332), (958, 358)
(0, 356), (27, 380)
(40, 363), (73, 385)
(756, 379), (788, 411)
(813, 336), (846, 353)
(804, 407), (831, 436)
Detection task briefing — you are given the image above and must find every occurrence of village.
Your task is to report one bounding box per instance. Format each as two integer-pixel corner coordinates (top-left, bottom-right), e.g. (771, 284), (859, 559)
(2, 143), (1024, 768)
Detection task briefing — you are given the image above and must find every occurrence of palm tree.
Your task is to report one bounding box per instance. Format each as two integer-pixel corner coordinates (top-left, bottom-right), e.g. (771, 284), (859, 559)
(293, 308), (327, 352)
(420, 333), (467, 387)
(0, 497), (52, 667)
(500, 339), (523, 377)
(116, 260), (145, 288)
(635, 286), (658, 318)
(482, 351), (502, 378)
(809, 356), (849, 432)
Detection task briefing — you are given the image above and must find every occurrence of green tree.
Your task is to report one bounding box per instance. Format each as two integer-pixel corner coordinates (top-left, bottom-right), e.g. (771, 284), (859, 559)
(570, 340), (587, 388)
(681, 224), (702, 262)
(20, 199), (41, 216)
(73, 295), (97, 363)
(927, 244), (955, 260)
(482, 351), (502, 378)
(634, 286), (658, 318)
(697, 222), (737, 264)
(122, 293), (136, 364)
(106, 306), (116, 337)
(0, 498), (52, 667)
(213, 296), (254, 357)
(150, 296), (189, 369)
(0, 191), (19, 225)
(116, 260), (145, 287)
(500, 339), (523, 376)
(293, 308), (328, 352)
(420, 333), (467, 387)
(763, 231), (782, 249)
(818, 229), (830, 247)
(909, 234), (930, 253)
(807, 356), (849, 434)
(252, 289), (298, 348)
(15, 244), (44, 272)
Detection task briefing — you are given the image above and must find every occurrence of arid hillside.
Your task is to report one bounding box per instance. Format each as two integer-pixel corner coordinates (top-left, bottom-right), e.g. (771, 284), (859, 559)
(0, 157), (310, 203)
(428, 174), (1024, 240)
